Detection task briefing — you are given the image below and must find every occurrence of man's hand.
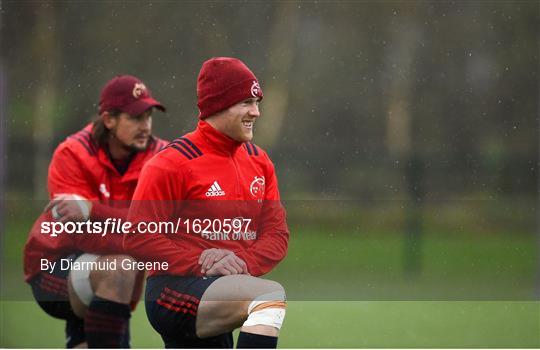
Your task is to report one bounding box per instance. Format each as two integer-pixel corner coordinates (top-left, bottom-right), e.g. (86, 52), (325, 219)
(198, 248), (232, 274)
(44, 194), (92, 223)
(204, 253), (249, 276)
(198, 248), (249, 275)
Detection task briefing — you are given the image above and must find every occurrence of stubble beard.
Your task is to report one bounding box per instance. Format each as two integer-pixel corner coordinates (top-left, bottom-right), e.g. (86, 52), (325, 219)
(124, 139), (148, 153)
(110, 127), (149, 153)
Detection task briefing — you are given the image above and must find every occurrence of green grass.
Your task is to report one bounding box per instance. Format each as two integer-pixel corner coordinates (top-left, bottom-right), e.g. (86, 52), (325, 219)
(1, 301), (538, 347)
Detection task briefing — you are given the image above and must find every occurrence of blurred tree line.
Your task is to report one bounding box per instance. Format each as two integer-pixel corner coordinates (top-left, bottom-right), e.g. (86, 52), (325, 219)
(1, 1), (537, 203)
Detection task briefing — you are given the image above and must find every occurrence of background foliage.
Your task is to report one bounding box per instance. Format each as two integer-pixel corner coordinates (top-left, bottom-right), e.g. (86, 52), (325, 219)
(1, 1), (538, 347)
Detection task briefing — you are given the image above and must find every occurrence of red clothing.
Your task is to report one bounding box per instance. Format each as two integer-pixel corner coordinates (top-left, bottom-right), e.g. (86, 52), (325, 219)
(24, 124), (167, 281)
(125, 120), (289, 277)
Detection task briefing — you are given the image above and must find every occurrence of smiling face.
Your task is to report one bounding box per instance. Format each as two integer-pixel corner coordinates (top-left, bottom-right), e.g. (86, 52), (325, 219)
(208, 97), (261, 142)
(104, 109), (153, 154)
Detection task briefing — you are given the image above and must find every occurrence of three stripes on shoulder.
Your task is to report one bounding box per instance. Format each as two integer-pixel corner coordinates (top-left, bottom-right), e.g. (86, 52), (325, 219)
(166, 139), (260, 160)
(167, 137), (203, 160)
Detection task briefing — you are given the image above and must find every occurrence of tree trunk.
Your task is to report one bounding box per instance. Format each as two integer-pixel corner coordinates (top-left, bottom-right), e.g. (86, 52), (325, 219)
(257, 2), (298, 148)
(384, 10), (425, 275)
(32, 2), (59, 199)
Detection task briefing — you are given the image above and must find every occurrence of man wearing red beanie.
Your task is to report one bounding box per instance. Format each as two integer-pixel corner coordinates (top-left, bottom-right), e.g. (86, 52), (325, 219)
(125, 57), (289, 348)
(24, 75), (168, 348)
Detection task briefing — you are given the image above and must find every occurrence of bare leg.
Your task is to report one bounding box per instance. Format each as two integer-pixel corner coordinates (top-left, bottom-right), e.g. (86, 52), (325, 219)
(67, 255), (139, 348)
(195, 275), (285, 338)
(68, 255), (138, 317)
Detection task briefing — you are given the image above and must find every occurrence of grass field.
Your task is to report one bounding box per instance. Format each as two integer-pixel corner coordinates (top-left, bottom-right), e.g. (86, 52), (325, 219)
(1, 301), (538, 347)
(1, 201), (538, 347)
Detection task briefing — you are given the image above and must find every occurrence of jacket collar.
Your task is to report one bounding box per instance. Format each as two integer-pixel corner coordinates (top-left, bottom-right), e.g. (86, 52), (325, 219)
(197, 120), (242, 155)
(97, 146), (149, 181)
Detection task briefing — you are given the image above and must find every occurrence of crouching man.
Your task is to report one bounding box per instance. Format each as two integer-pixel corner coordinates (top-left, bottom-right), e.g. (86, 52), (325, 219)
(24, 75), (168, 347)
(125, 57), (289, 348)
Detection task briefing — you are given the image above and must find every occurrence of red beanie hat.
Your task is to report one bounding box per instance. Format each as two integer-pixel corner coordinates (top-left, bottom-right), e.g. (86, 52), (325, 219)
(197, 57), (263, 119)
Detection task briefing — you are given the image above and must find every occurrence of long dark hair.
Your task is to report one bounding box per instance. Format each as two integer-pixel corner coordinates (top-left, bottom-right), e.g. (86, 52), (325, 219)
(91, 109), (122, 147)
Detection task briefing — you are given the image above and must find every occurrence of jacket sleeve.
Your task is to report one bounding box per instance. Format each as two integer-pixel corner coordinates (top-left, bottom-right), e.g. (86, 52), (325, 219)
(124, 162), (204, 276)
(48, 144), (129, 219)
(90, 203), (129, 221)
(47, 144), (126, 252)
(48, 145), (96, 199)
(235, 155), (289, 276)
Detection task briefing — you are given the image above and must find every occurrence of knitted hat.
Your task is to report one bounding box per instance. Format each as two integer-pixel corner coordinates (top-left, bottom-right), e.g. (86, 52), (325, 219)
(99, 75), (165, 116)
(197, 57), (263, 119)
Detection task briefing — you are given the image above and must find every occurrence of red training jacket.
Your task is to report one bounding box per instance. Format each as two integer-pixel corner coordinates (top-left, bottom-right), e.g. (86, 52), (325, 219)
(23, 124), (168, 281)
(125, 120), (289, 277)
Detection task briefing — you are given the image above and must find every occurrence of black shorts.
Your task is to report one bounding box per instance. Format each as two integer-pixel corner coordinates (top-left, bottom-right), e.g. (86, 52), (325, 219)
(29, 253), (86, 348)
(145, 275), (233, 348)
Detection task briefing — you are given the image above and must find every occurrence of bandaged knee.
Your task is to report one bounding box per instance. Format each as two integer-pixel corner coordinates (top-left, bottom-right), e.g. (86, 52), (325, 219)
(242, 290), (287, 330)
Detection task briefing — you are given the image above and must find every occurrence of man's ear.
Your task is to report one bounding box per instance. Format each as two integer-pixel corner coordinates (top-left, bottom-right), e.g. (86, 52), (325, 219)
(101, 111), (117, 130)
